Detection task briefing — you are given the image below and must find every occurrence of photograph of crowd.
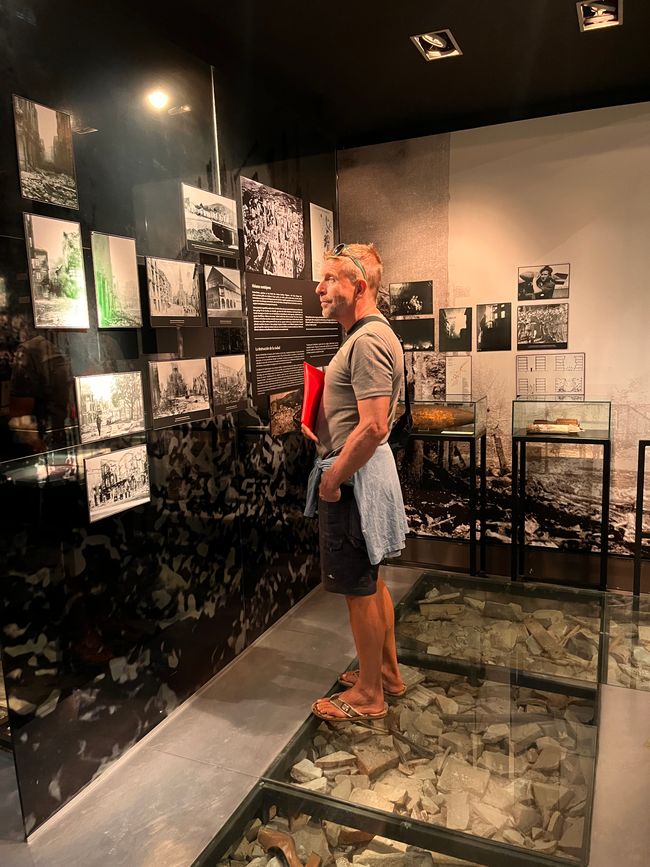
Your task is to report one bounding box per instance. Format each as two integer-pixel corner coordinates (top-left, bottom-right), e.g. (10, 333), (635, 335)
(146, 258), (202, 326)
(393, 316), (435, 350)
(75, 371), (145, 444)
(13, 95), (78, 209)
(241, 176), (305, 279)
(269, 387), (303, 436)
(404, 351), (446, 401)
(24, 213), (89, 329)
(149, 358), (211, 427)
(517, 303), (569, 350)
(389, 280), (433, 318)
(182, 183), (238, 255)
(439, 307), (472, 352)
(91, 232), (142, 328)
(85, 444), (150, 523)
(309, 203), (334, 281)
(477, 302), (512, 352)
(211, 354), (247, 413)
(518, 263), (570, 300)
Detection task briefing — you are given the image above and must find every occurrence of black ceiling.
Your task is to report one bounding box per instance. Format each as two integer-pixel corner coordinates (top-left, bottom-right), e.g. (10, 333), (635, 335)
(143, 0), (650, 148)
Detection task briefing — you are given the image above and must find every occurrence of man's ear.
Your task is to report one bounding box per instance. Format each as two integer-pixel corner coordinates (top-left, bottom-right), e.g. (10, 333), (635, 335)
(356, 279), (368, 296)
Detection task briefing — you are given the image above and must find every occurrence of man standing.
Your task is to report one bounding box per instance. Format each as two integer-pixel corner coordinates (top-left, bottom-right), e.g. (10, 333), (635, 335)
(303, 243), (408, 722)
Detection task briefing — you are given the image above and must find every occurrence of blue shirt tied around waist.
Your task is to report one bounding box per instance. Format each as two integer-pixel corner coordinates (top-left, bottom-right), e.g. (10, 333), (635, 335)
(304, 442), (408, 566)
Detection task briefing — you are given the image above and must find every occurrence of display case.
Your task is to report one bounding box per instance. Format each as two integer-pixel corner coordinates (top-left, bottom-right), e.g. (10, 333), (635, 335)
(410, 397), (487, 437)
(512, 399), (611, 440)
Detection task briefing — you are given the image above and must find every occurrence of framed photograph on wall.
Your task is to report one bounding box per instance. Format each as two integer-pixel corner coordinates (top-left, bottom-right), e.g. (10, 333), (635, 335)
(241, 176), (305, 279)
(24, 213), (89, 329)
(91, 232), (142, 328)
(85, 444), (150, 523)
(389, 280), (433, 318)
(404, 351), (446, 401)
(204, 265), (243, 327)
(210, 354), (248, 414)
(392, 316), (435, 351)
(517, 303), (569, 351)
(269, 387), (303, 436)
(149, 358), (211, 428)
(146, 257), (203, 327)
(477, 303), (512, 351)
(439, 307), (472, 352)
(181, 183), (239, 256)
(309, 203), (334, 281)
(518, 263), (570, 300)
(75, 371), (145, 444)
(13, 94), (78, 209)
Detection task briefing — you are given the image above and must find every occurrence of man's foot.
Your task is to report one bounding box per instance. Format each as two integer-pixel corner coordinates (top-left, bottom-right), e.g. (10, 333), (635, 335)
(338, 669), (406, 697)
(312, 691), (387, 722)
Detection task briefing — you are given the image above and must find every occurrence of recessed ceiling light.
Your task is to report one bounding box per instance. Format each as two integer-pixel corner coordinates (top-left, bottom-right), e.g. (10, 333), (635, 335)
(576, 1), (623, 32)
(411, 29), (462, 61)
(146, 90), (169, 110)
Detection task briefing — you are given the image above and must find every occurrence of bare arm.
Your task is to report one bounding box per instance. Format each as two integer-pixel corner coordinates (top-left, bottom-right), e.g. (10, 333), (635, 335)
(319, 395), (390, 501)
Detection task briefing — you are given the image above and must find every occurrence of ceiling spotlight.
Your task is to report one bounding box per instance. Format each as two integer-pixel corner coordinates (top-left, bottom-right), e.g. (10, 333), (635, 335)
(576, 1), (623, 32)
(146, 90), (170, 110)
(411, 29), (462, 61)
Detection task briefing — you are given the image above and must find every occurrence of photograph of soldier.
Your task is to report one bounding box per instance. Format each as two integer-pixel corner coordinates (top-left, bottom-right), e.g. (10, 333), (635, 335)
(517, 303), (569, 350)
(85, 444), (150, 523)
(477, 303), (512, 352)
(439, 306), (472, 352)
(392, 315), (435, 350)
(518, 263), (570, 300)
(389, 280), (433, 318)
(13, 95), (78, 208)
(241, 176), (305, 279)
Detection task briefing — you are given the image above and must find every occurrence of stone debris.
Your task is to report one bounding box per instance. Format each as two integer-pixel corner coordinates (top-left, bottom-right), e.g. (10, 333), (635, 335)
(316, 751), (357, 770)
(352, 747), (400, 779)
(291, 759), (323, 783)
(349, 788), (395, 814)
(438, 758), (489, 796)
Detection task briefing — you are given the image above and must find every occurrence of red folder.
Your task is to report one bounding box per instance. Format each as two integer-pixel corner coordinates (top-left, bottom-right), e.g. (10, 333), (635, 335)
(301, 362), (325, 433)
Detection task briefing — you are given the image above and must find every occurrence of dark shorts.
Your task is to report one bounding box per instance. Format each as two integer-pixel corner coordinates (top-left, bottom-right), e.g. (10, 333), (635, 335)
(318, 486), (378, 597)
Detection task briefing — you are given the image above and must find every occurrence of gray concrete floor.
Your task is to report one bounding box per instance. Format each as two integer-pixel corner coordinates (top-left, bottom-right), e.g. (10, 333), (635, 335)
(0, 565), (648, 866)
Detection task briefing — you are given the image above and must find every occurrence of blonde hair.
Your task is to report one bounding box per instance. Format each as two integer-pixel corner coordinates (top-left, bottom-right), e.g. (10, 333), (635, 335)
(324, 243), (383, 295)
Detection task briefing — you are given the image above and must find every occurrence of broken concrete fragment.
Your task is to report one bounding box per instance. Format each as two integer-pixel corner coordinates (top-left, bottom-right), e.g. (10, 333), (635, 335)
(291, 759), (323, 783)
(546, 811), (564, 839)
(446, 791), (470, 830)
(315, 751), (357, 770)
(483, 601), (523, 621)
(413, 710), (444, 737)
(432, 693), (459, 716)
(372, 782), (408, 806)
(510, 723), (544, 753)
(349, 788), (394, 814)
(502, 829), (525, 847)
(472, 802), (510, 832)
(478, 751), (511, 776)
(437, 757), (490, 796)
(532, 781), (573, 812)
(482, 724), (510, 744)
(512, 804), (542, 834)
(330, 779), (352, 800)
(352, 747), (399, 780)
(299, 777), (328, 793)
(533, 747), (563, 773)
(439, 731), (472, 754)
(418, 603), (465, 620)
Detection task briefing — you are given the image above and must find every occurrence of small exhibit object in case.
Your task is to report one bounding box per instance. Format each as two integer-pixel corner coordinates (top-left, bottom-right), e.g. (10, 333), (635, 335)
(512, 398), (611, 439)
(85, 443), (150, 523)
(24, 213), (89, 329)
(75, 371), (145, 444)
(91, 232), (143, 328)
(182, 183), (239, 256)
(146, 257), (203, 327)
(149, 358), (211, 428)
(210, 354), (248, 414)
(408, 396), (487, 436)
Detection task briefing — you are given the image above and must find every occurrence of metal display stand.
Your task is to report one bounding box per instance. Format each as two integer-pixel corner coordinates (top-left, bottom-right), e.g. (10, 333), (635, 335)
(633, 439), (650, 597)
(511, 432), (612, 591)
(408, 430), (487, 576)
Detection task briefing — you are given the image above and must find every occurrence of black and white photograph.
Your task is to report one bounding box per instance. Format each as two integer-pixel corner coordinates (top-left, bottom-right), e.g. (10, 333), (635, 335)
(149, 358), (211, 428)
(405, 351), (446, 401)
(91, 232), (142, 328)
(309, 203), (334, 281)
(392, 316), (435, 351)
(181, 183), (238, 255)
(269, 387), (302, 436)
(477, 302), (512, 352)
(24, 213), (89, 329)
(389, 280), (434, 318)
(439, 307), (472, 352)
(13, 95), (78, 209)
(85, 444), (150, 523)
(146, 257), (202, 327)
(204, 265), (243, 326)
(518, 263), (570, 300)
(75, 371), (145, 444)
(517, 302), (569, 350)
(210, 354), (248, 414)
(241, 176), (305, 279)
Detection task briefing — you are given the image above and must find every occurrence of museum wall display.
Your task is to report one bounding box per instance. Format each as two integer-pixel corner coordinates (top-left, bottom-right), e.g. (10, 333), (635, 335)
(338, 103), (650, 567)
(0, 0), (336, 836)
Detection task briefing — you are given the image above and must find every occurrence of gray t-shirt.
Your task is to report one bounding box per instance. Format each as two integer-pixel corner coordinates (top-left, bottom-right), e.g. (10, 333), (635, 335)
(315, 314), (403, 457)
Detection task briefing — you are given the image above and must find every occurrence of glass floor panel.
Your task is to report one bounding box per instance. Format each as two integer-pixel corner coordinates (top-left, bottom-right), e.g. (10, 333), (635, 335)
(605, 592), (650, 691)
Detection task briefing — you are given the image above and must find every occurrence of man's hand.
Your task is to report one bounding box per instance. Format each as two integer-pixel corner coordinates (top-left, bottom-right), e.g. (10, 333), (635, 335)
(319, 468), (341, 502)
(301, 423), (319, 444)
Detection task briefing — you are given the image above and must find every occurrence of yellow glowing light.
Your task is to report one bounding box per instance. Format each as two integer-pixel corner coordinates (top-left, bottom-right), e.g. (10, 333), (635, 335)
(147, 90), (169, 110)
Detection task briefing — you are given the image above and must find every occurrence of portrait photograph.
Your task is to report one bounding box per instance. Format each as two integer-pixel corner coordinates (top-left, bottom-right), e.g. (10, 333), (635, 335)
(91, 232), (142, 328)
(309, 202), (334, 281)
(13, 94), (78, 209)
(211, 354), (248, 414)
(438, 307), (472, 352)
(477, 303), (512, 352)
(149, 358), (211, 428)
(85, 444), (150, 523)
(24, 213), (89, 329)
(75, 371), (145, 444)
(204, 265), (243, 326)
(241, 176), (305, 279)
(146, 257), (202, 327)
(392, 316), (435, 351)
(518, 263), (570, 300)
(182, 183), (239, 256)
(389, 280), (434, 318)
(517, 303), (569, 351)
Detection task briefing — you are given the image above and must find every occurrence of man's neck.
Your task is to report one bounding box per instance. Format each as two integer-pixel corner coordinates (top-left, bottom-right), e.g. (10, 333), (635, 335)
(340, 303), (381, 333)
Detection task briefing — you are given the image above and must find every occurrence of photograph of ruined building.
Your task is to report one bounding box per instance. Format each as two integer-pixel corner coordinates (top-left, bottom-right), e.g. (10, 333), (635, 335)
(146, 257), (202, 326)
(75, 371), (145, 444)
(91, 233), (142, 328)
(149, 358), (210, 428)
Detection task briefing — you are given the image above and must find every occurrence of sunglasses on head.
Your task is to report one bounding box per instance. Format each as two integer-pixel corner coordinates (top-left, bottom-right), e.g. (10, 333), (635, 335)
(332, 243), (368, 281)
